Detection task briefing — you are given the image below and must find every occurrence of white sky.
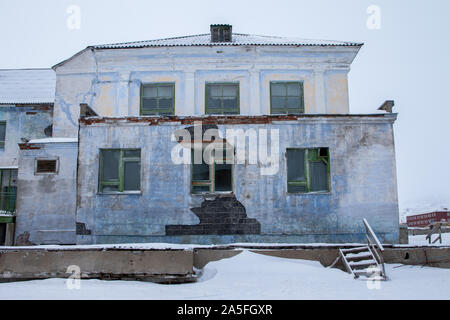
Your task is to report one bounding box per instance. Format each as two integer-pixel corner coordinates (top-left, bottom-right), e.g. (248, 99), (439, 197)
(0, 0), (449, 211)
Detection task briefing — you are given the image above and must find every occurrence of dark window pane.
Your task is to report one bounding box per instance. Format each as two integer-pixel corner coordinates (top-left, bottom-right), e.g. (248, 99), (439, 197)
(287, 149), (305, 182)
(288, 184), (307, 193)
(124, 161), (140, 191)
(193, 160), (210, 181)
(124, 150), (140, 158)
(101, 150), (119, 180)
(271, 83), (286, 96)
(223, 97), (238, 109)
(158, 98), (173, 109)
(142, 98), (158, 110)
(102, 185), (119, 192)
(271, 97), (286, 109)
(36, 160), (57, 173)
(287, 97), (301, 109)
(223, 85), (237, 97)
(287, 83), (301, 96)
(0, 124), (5, 142)
(143, 86), (157, 97)
(192, 185), (211, 193)
(215, 164), (232, 192)
(309, 161), (328, 192)
(158, 86), (173, 98)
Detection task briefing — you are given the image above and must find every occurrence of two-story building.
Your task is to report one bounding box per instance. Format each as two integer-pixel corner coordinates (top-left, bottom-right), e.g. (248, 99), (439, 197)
(14, 25), (400, 245)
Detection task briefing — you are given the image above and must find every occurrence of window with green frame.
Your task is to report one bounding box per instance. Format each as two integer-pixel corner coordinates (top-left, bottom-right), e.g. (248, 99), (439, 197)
(0, 122), (6, 149)
(287, 148), (330, 193)
(99, 149), (141, 193)
(141, 83), (175, 115)
(205, 83), (239, 114)
(191, 146), (233, 193)
(270, 82), (304, 114)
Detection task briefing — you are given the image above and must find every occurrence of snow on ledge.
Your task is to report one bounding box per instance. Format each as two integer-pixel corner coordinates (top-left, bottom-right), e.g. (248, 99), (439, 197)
(27, 138), (78, 144)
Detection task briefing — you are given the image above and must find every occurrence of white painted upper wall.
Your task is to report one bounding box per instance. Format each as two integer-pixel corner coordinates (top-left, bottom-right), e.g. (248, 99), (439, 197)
(53, 44), (361, 137)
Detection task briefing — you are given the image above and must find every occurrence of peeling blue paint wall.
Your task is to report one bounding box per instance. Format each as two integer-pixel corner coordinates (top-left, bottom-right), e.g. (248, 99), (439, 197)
(76, 116), (399, 245)
(0, 105), (53, 167)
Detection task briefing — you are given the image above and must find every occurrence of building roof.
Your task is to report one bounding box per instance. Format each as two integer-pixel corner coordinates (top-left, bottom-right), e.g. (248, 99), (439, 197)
(92, 33), (363, 49)
(0, 69), (55, 105)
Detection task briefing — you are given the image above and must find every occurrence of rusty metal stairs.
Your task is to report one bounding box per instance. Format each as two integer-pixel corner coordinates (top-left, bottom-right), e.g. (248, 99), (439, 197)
(331, 219), (387, 280)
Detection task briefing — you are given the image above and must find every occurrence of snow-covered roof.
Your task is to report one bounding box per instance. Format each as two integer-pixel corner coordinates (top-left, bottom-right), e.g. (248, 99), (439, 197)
(0, 69), (55, 105)
(93, 33), (363, 49)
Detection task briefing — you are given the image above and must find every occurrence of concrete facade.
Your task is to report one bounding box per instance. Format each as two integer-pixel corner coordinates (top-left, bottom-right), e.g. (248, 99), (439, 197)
(15, 140), (78, 245)
(10, 28), (400, 246)
(76, 114), (399, 245)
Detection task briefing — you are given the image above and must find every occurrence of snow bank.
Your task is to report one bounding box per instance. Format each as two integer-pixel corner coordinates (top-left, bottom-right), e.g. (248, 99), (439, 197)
(0, 250), (449, 300)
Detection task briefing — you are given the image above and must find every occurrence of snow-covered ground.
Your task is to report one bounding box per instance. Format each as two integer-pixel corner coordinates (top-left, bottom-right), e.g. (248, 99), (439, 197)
(0, 250), (449, 300)
(408, 233), (450, 246)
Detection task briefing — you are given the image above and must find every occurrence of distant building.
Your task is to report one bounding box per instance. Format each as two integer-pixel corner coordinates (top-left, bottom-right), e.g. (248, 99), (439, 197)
(3, 25), (400, 246)
(406, 211), (450, 227)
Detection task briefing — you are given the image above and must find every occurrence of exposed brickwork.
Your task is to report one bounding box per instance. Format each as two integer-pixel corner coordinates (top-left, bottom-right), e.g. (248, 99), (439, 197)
(76, 222), (92, 235)
(166, 196), (261, 236)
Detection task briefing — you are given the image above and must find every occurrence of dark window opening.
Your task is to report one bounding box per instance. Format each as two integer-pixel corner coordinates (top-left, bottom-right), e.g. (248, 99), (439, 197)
(191, 147), (233, 194)
(36, 160), (57, 174)
(287, 148), (330, 193)
(99, 149), (141, 193)
(0, 122), (6, 149)
(210, 25), (232, 43)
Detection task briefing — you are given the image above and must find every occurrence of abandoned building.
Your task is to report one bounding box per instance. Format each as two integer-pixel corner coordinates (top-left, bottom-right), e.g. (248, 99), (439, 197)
(2, 25), (399, 246)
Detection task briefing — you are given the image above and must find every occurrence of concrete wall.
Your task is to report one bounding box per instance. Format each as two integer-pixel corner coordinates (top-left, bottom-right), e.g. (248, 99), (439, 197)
(53, 46), (360, 137)
(76, 114), (399, 245)
(15, 141), (78, 245)
(0, 105), (53, 167)
(0, 248), (194, 283)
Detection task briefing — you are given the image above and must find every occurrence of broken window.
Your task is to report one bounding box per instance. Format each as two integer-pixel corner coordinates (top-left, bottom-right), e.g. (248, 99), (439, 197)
(0, 169), (17, 214)
(36, 159), (58, 174)
(191, 145), (233, 194)
(99, 149), (141, 193)
(287, 148), (329, 193)
(0, 122), (6, 149)
(141, 83), (175, 115)
(206, 83), (239, 115)
(270, 82), (304, 114)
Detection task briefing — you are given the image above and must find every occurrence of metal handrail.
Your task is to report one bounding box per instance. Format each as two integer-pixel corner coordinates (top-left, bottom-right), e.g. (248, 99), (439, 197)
(363, 218), (386, 279)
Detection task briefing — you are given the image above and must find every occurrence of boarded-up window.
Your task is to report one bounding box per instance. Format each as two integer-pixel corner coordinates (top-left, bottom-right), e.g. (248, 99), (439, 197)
(0, 122), (6, 149)
(191, 146), (233, 193)
(271, 82), (304, 114)
(141, 83), (175, 115)
(206, 83), (239, 115)
(99, 149), (141, 193)
(287, 148), (329, 193)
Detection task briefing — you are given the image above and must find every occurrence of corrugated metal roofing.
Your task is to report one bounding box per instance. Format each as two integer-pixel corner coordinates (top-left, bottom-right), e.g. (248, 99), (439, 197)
(93, 33), (362, 49)
(0, 69), (55, 104)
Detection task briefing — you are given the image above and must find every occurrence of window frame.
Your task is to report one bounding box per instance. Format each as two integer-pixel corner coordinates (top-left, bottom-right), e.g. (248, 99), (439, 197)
(98, 148), (141, 194)
(205, 82), (240, 115)
(286, 148), (330, 194)
(270, 81), (305, 115)
(34, 157), (59, 175)
(0, 122), (6, 150)
(191, 146), (234, 194)
(140, 82), (175, 116)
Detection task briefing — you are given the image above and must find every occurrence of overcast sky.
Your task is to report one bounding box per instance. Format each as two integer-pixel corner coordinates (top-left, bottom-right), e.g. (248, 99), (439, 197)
(0, 0), (449, 212)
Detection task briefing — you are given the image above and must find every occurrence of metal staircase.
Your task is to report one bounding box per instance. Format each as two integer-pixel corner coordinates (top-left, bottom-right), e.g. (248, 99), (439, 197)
(334, 219), (387, 280)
